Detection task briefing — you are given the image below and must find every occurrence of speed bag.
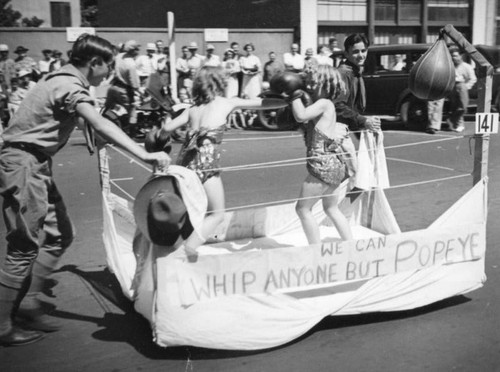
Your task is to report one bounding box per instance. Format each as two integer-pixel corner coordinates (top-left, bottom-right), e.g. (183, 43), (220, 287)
(409, 38), (455, 100)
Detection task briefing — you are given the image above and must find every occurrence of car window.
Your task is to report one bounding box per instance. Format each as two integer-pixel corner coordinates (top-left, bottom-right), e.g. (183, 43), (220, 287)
(370, 53), (410, 73)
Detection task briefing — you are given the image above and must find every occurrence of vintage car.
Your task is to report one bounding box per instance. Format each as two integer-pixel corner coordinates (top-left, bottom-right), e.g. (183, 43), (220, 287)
(362, 43), (500, 131)
(258, 43), (500, 131)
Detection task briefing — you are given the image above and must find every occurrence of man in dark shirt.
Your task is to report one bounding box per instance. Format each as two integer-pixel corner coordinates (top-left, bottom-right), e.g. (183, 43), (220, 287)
(263, 51), (284, 84)
(335, 33), (380, 133)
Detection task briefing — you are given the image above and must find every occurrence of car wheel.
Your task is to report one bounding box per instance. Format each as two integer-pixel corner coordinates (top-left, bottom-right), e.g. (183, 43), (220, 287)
(400, 96), (428, 131)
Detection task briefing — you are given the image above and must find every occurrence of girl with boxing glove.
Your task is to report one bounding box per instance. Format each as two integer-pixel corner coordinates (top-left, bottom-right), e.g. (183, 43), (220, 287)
(287, 65), (354, 243)
(157, 66), (280, 257)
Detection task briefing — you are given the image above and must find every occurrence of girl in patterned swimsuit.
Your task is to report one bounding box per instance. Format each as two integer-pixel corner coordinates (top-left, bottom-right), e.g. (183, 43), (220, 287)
(288, 64), (354, 243)
(161, 66), (269, 257)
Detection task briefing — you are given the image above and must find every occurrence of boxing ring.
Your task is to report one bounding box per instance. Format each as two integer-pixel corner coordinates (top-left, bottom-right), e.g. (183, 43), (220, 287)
(96, 129), (487, 350)
(95, 24), (491, 350)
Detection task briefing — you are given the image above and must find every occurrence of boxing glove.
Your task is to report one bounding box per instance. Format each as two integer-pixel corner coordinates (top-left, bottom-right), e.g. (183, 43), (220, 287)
(145, 128), (172, 154)
(269, 71), (304, 96)
(301, 90), (313, 107)
(287, 90), (313, 107)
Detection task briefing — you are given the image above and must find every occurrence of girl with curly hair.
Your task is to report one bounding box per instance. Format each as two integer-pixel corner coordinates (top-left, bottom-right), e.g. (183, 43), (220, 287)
(160, 66), (272, 257)
(286, 64), (354, 243)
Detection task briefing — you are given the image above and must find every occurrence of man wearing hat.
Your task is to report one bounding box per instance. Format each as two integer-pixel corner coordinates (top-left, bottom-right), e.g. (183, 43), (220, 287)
(136, 42), (159, 86)
(104, 40), (142, 134)
(0, 44), (16, 92)
(49, 50), (67, 72)
(13, 46), (38, 79)
(186, 42), (205, 73)
(38, 49), (54, 77)
(203, 44), (221, 67)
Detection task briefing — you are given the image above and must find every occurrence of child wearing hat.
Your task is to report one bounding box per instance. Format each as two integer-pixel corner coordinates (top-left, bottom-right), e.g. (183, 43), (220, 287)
(0, 34), (170, 346)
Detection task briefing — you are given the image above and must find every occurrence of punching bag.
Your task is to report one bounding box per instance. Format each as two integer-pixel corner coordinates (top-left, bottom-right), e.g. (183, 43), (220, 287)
(409, 37), (455, 100)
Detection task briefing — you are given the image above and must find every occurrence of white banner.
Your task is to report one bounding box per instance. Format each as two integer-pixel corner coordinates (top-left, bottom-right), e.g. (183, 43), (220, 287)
(174, 223), (485, 305)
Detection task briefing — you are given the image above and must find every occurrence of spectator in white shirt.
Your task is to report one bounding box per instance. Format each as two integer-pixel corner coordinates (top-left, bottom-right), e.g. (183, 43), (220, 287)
(136, 43), (159, 86)
(314, 44), (334, 66)
(203, 44), (221, 67)
(38, 49), (54, 77)
(283, 43), (305, 73)
(176, 45), (190, 93)
(186, 42), (205, 72)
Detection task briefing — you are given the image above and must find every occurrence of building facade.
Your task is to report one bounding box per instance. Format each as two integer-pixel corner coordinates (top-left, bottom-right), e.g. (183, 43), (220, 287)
(99, 0), (500, 50)
(302, 0), (496, 51)
(97, 0), (496, 49)
(10, 0), (81, 27)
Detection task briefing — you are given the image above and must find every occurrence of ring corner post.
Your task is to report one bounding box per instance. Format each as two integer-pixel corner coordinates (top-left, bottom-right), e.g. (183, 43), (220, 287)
(440, 24), (493, 186)
(167, 11), (178, 103)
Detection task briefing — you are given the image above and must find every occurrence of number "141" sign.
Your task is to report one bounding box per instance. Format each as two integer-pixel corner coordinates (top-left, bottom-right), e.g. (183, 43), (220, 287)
(475, 113), (499, 134)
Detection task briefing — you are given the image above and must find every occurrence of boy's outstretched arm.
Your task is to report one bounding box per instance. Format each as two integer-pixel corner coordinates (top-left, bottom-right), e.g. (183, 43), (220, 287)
(76, 102), (171, 168)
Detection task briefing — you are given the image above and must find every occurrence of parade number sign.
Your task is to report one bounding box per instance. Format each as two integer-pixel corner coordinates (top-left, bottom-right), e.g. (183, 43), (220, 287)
(475, 113), (499, 134)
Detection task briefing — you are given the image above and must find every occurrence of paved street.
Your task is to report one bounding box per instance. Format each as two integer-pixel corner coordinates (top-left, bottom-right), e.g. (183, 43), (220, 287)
(0, 122), (499, 372)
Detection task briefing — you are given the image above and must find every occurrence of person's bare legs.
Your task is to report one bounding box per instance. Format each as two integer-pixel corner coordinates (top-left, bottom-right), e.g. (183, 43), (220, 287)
(295, 175), (323, 244)
(184, 176), (225, 256)
(322, 190), (353, 241)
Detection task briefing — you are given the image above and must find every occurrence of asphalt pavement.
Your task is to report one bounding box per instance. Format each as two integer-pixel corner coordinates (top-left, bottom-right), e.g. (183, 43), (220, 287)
(0, 122), (499, 372)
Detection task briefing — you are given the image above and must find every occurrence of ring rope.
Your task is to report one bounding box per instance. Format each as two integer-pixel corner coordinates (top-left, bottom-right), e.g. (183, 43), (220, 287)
(106, 133), (467, 175)
(215, 173), (471, 213)
(186, 134), (465, 173)
(103, 144), (470, 213)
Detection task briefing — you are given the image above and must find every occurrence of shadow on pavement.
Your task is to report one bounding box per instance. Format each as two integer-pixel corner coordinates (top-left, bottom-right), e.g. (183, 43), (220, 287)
(55, 264), (471, 360)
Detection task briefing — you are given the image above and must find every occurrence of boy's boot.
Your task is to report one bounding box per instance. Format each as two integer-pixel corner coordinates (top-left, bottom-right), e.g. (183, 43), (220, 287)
(0, 283), (44, 346)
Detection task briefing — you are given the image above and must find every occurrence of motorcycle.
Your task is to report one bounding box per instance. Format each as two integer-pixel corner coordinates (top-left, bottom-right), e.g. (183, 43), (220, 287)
(101, 72), (189, 141)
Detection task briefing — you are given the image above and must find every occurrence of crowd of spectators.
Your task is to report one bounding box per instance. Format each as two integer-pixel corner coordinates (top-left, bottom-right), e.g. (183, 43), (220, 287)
(173, 36), (343, 103)
(0, 36), (344, 129)
(0, 44), (70, 127)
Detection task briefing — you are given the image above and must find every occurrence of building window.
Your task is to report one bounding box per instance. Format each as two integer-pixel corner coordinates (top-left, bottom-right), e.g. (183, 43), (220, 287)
(428, 0), (469, 23)
(317, 0), (367, 22)
(50, 2), (72, 27)
(375, 0), (395, 21)
(400, 0), (421, 22)
(374, 31), (416, 45)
